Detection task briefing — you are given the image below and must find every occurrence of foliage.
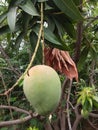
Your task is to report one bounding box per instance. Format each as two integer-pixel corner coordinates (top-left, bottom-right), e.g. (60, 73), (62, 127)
(0, 0), (98, 130)
(77, 86), (98, 118)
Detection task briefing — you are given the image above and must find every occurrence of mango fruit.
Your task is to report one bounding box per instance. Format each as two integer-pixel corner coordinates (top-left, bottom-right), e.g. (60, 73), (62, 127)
(23, 65), (61, 115)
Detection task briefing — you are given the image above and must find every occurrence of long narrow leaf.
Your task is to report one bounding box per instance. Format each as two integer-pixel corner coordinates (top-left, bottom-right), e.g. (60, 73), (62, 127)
(0, 12), (7, 24)
(53, 0), (83, 21)
(20, 0), (39, 16)
(33, 25), (65, 49)
(7, 7), (17, 32)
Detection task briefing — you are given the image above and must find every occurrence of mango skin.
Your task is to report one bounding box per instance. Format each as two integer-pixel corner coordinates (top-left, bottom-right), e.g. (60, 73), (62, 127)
(23, 65), (61, 115)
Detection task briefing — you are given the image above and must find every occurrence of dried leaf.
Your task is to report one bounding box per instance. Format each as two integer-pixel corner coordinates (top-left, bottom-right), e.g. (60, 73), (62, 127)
(44, 47), (78, 81)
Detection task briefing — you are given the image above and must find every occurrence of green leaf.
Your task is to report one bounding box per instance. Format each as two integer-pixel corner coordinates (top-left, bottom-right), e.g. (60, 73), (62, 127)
(78, 46), (89, 71)
(53, 17), (76, 38)
(33, 25), (65, 49)
(0, 12), (7, 24)
(73, 0), (80, 6)
(15, 32), (24, 51)
(0, 58), (6, 63)
(0, 25), (10, 35)
(81, 109), (89, 118)
(92, 96), (98, 102)
(45, 3), (53, 10)
(8, 0), (27, 7)
(0, 23), (21, 35)
(77, 96), (82, 104)
(7, 7), (17, 32)
(93, 100), (98, 109)
(18, 78), (24, 87)
(52, 0), (83, 21)
(29, 31), (42, 64)
(22, 13), (32, 33)
(87, 97), (93, 108)
(45, 16), (55, 32)
(53, 18), (65, 38)
(20, 0), (39, 16)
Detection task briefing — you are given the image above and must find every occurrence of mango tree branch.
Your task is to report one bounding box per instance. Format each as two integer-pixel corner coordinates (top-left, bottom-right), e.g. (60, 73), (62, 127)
(73, 0), (83, 64)
(0, 105), (32, 127)
(67, 79), (73, 130)
(72, 104), (82, 130)
(41, 2), (45, 64)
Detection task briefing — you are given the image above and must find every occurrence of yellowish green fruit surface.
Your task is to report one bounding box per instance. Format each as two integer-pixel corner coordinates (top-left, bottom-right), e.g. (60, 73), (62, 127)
(23, 65), (61, 115)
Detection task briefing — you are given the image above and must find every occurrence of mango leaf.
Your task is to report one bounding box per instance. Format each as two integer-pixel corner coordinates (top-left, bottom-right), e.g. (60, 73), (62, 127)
(45, 3), (53, 10)
(92, 96), (98, 102)
(45, 16), (55, 32)
(52, 0), (83, 21)
(53, 18), (65, 38)
(18, 78), (24, 87)
(7, 7), (17, 32)
(20, 0), (39, 16)
(0, 23), (21, 35)
(87, 97), (93, 108)
(0, 12), (7, 24)
(81, 109), (89, 118)
(73, 0), (80, 6)
(53, 17), (76, 38)
(8, 0), (27, 6)
(33, 25), (65, 49)
(29, 31), (42, 64)
(78, 46), (89, 71)
(15, 32), (24, 51)
(0, 25), (10, 35)
(0, 58), (6, 63)
(93, 100), (98, 108)
(22, 13), (32, 33)
(44, 28), (62, 46)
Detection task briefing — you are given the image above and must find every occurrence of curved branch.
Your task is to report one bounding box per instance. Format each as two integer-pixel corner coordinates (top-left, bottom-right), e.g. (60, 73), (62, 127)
(0, 105), (33, 127)
(87, 119), (98, 130)
(72, 104), (82, 130)
(67, 79), (73, 130)
(89, 112), (98, 118)
(0, 115), (32, 127)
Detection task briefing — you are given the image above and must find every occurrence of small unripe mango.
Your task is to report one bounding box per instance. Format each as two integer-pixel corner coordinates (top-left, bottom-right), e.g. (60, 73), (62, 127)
(23, 65), (61, 115)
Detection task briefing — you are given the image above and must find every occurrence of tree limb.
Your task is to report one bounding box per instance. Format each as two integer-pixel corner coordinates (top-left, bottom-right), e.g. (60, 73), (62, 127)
(66, 79), (73, 130)
(0, 105), (33, 127)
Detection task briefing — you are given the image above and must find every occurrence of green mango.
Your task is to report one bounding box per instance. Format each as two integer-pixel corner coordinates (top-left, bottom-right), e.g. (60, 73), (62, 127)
(23, 65), (61, 115)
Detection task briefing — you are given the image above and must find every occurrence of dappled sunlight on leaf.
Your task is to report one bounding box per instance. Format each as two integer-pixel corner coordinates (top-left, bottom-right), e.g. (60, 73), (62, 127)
(44, 47), (78, 81)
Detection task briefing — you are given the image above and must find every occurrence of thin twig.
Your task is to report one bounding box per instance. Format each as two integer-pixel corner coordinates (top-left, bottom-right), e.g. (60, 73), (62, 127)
(40, 2), (45, 64)
(87, 119), (98, 130)
(89, 60), (95, 86)
(67, 79), (73, 130)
